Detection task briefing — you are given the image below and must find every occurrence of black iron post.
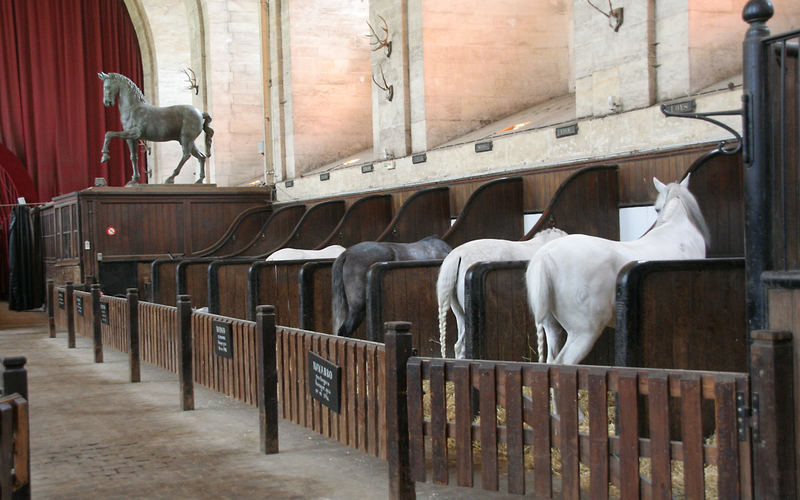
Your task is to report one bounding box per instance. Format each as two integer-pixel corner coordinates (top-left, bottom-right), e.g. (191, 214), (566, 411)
(741, 0), (774, 334)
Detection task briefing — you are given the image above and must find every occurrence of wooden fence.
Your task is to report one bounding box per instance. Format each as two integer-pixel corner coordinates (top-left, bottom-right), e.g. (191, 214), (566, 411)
(139, 301), (179, 374)
(385, 325), (756, 499)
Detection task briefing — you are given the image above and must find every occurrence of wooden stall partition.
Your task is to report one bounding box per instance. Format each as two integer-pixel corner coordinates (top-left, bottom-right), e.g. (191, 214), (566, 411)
(375, 186), (450, 243)
(189, 205), (273, 258)
(99, 295), (129, 354)
(682, 148), (744, 258)
(442, 177), (524, 248)
(248, 260), (331, 325)
(176, 259), (214, 309)
(615, 259), (747, 371)
(276, 325), (387, 460)
(216, 203), (306, 258)
(386, 333), (754, 498)
(312, 194), (393, 249)
(138, 301), (179, 374)
(73, 290), (93, 338)
(149, 258), (179, 305)
(191, 312), (259, 406)
(763, 271), (800, 495)
(365, 261), (455, 357)
(299, 261), (334, 334)
(297, 186), (453, 343)
(206, 200), (347, 316)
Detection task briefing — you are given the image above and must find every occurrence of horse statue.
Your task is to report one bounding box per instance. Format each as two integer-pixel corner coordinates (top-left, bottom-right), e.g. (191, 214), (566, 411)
(98, 72), (214, 185)
(437, 228), (567, 359)
(266, 245), (346, 261)
(526, 175), (710, 365)
(332, 236), (452, 337)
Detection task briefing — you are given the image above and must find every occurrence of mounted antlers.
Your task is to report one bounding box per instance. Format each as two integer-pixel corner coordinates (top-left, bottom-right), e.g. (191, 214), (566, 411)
(372, 66), (393, 102)
(366, 15), (392, 57)
(182, 67), (199, 95)
(586, 0), (623, 32)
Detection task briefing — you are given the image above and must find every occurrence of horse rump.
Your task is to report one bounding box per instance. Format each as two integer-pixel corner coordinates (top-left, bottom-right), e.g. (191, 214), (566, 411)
(331, 253), (347, 336)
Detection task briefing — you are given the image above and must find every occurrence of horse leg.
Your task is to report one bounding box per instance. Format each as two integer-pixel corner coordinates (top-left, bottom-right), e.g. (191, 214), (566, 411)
(553, 330), (601, 366)
(101, 127), (141, 164)
(190, 144), (206, 184)
(164, 148), (191, 184)
(126, 139), (140, 185)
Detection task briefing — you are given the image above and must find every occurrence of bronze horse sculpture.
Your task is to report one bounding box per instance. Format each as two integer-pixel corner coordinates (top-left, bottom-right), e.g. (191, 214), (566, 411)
(98, 72), (213, 185)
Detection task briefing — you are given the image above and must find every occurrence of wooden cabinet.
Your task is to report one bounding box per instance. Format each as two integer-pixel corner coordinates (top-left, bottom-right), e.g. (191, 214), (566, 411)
(41, 185), (272, 293)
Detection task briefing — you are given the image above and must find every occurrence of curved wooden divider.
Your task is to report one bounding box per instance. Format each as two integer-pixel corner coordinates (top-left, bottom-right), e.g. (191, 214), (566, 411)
(246, 187), (456, 326)
(209, 196), (387, 319)
(376, 186), (450, 243)
(217, 203), (307, 258)
(442, 177), (524, 247)
(192, 205), (274, 257)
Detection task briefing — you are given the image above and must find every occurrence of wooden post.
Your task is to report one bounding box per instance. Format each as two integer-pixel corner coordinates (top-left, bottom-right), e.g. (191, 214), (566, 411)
(91, 284), (103, 363)
(2, 357), (27, 400)
(46, 279), (55, 338)
(177, 294), (194, 411)
(385, 321), (415, 500)
(127, 288), (140, 383)
(65, 281), (75, 348)
(256, 305), (278, 454)
(0, 401), (11, 498)
(750, 330), (796, 498)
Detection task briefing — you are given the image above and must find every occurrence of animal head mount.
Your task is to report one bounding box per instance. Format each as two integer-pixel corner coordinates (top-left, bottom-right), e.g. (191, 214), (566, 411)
(366, 15), (392, 57)
(372, 66), (394, 102)
(586, 0), (623, 32)
(182, 67), (199, 95)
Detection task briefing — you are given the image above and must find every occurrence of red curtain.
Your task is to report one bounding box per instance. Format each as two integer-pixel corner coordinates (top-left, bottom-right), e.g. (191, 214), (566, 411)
(0, 0), (146, 203)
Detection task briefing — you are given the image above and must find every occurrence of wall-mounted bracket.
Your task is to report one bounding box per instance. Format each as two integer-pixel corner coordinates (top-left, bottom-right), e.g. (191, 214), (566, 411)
(660, 104), (743, 156)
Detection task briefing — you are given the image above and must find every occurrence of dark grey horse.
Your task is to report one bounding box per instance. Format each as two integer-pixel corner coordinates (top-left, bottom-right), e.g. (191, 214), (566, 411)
(98, 72), (213, 185)
(332, 236), (452, 337)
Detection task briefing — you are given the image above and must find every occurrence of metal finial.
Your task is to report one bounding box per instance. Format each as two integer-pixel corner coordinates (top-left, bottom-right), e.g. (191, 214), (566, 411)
(742, 0), (774, 25)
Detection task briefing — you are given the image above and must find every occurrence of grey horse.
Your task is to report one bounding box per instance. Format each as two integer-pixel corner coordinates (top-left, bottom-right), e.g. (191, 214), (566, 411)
(98, 72), (213, 185)
(332, 236), (452, 337)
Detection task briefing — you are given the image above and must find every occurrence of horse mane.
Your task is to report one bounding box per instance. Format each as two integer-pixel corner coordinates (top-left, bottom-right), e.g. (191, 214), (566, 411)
(663, 184), (712, 248)
(109, 73), (146, 104)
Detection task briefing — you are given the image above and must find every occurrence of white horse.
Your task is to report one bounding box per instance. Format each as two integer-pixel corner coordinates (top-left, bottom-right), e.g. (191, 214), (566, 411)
(437, 228), (567, 359)
(526, 175), (709, 365)
(265, 245), (345, 261)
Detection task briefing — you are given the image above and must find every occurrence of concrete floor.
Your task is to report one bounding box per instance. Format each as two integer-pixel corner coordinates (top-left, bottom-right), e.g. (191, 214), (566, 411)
(0, 303), (515, 499)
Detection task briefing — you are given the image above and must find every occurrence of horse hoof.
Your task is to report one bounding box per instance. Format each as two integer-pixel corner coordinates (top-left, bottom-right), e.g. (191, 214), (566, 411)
(101, 153), (110, 163)
(125, 179), (139, 187)
(164, 177), (175, 184)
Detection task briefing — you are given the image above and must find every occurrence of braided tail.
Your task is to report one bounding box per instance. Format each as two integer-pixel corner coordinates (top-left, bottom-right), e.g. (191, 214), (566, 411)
(526, 255), (551, 363)
(436, 255), (460, 358)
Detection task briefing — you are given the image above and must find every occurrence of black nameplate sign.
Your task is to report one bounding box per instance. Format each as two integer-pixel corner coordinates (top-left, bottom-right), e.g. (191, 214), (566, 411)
(308, 351), (341, 413)
(663, 99), (696, 114)
(412, 153), (427, 164)
(319, 172), (330, 181)
(58, 290), (65, 309)
(285, 180), (294, 187)
(100, 302), (109, 325)
(556, 123), (579, 138)
(76, 296), (84, 316)
(213, 320), (233, 358)
(475, 141), (493, 153)
(361, 164), (374, 173)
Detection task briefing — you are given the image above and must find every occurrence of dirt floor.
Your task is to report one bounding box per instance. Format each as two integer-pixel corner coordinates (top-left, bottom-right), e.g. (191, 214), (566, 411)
(0, 302), (517, 499)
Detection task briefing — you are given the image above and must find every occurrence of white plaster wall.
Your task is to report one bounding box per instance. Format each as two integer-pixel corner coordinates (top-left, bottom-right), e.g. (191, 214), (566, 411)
(286, 0), (372, 176)
(420, 0), (572, 149)
(276, 87), (742, 202)
(575, 0), (655, 116)
(204, 0), (265, 186)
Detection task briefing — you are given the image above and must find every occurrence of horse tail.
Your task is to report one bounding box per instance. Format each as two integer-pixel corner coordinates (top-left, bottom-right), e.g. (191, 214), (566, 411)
(436, 254), (460, 358)
(526, 254), (552, 363)
(331, 253), (347, 335)
(202, 113), (214, 158)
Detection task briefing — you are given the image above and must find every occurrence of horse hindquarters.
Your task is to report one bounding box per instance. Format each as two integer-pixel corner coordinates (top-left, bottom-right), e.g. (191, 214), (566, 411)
(436, 255), (461, 358)
(331, 255), (348, 335)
